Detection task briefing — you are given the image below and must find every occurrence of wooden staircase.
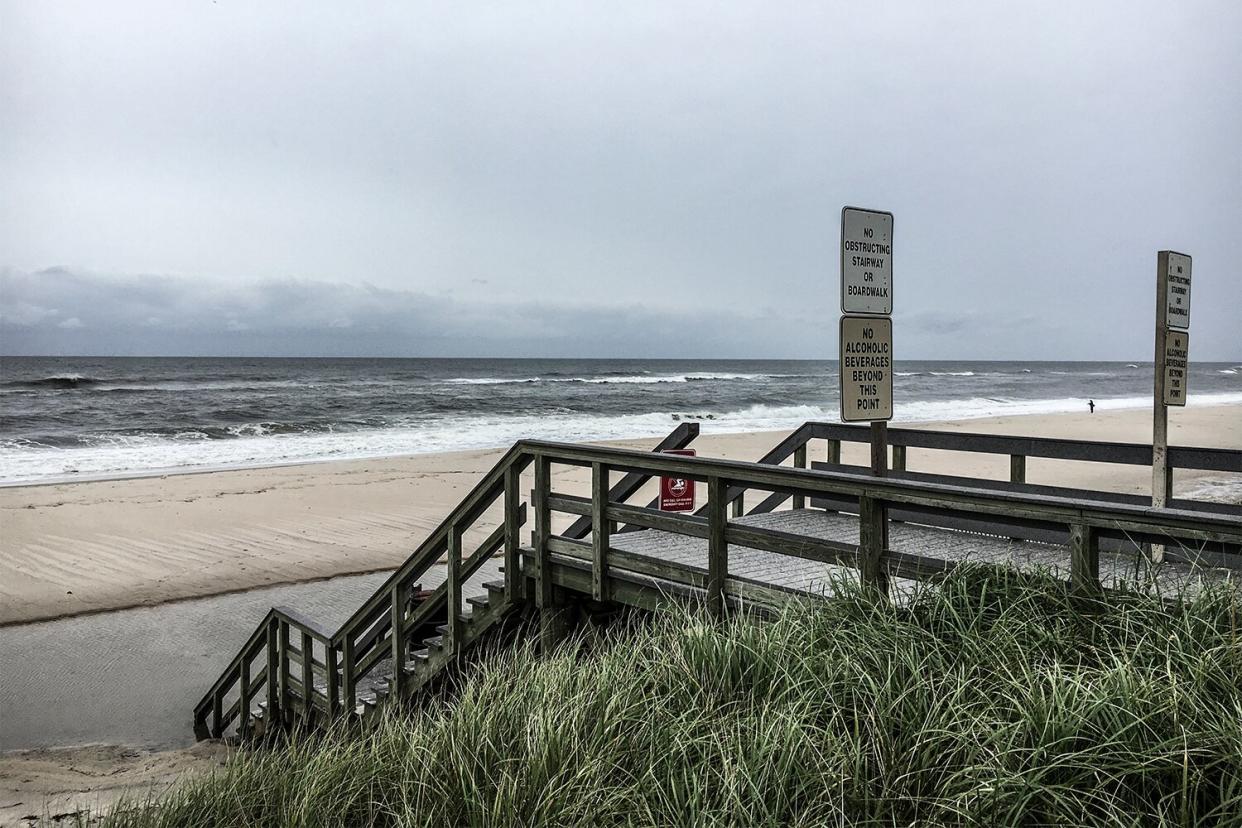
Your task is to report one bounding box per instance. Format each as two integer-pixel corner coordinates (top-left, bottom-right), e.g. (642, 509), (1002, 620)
(193, 425), (700, 742)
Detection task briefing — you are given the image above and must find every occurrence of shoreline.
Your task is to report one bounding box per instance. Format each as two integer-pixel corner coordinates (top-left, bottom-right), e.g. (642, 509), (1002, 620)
(5, 391), (1242, 490)
(2, 403), (1240, 627)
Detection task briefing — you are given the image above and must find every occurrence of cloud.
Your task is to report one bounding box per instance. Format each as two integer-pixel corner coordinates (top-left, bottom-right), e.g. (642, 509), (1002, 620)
(0, 267), (814, 358)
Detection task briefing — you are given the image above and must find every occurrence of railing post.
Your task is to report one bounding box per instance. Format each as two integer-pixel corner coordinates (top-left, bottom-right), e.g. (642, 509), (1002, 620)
(211, 689), (223, 738)
(504, 460), (523, 605)
(792, 445), (807, 509)
(341, 635), (355, 717)
(300, 631), (314, 723)
(1010, 454), (1026, 484)
(390, 581), (406, 696)
(858, 494), (888, 597)
(591, 462), (610, 602)
(826, 439), (841, 465)
(266, 618), (280, 731)
(533, 455), (552, 610)
(447, 524), (463, 654)
(892, 445), (906, 473)
(239, 650), (252, 738)
(707, 476), (728, 616)
(731, 493), (744, 518)
(1069, 522), (1101, 595)
(325, 644), (340, 719)
(277, 620), (291, 727)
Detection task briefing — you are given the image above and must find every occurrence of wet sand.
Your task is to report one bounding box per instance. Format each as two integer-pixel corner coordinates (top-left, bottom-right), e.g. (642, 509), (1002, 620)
(3, 403), (1240, 627)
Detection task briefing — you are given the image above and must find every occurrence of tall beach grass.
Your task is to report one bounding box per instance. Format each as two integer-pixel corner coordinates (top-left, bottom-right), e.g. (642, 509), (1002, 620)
(107, 568), (1241, 827)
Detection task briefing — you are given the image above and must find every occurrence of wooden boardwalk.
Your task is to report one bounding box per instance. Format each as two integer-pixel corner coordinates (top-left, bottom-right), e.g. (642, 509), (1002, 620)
(191, 423), (1242, 743)
(610, 508), (1236, 600)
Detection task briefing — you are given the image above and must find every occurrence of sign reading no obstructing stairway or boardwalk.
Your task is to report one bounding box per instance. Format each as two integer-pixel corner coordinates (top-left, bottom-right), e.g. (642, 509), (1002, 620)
(840, 207), (893, 315)
(1163, 252), (1192, 330)
(839, 316), (893, 421)
(659, 449), (696, 512)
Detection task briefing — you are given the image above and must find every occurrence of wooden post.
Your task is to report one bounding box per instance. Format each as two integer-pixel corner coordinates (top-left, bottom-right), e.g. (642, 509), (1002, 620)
(533, 455), (552, 610)
(211, 688), (223, 738)
(858, 494), (887, 596)
(1010, 454), (1026, 484)
(239, 650), (251, 738)
(266, 619), (280, 730)
(325, 644), (340, 719)
(707, 476), (728, 616)
(300, 631), (314, 722)
(792, 445), (807, 509)
(503, 461), (522, 605)
(447, 525), (463, 654)
(891, 444), (906, 473)
(591, 462), (609, 602)
(870, 421), (889, 552)
(1069, 522), (1100, 595)
(390, 581), (406, 695)
(731, 493), (744, 518)
(277, 620), (290, 726)
(1152, 251), (1171, 563)
(340, 635), (355, 717)
(826, 438), (841, 465)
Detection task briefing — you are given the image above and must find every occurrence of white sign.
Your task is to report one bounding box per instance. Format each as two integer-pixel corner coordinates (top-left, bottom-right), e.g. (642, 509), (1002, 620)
(839, 315), (893, 421)
(1164, 251), (1191, 330)
(840, 207), (893, 315)
(1162, 329), (1189, 406)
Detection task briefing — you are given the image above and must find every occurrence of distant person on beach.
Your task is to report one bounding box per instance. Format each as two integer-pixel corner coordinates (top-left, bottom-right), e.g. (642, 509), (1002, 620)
(1088, 399), (1095, 414)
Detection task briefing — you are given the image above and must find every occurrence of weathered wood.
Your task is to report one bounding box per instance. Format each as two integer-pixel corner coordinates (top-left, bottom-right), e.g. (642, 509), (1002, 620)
(447, 524), (463, 653)
(606, 501), (711, 538)
(563, 422), (700, 539)
(300, 631), (314, 723)
(340, 635), (355, 715)
(325, 644), (339, 718)
(1009, 454), (1026, 484)
(533, 455), (553, 611)
(266, 619), (280, 729)
(591, 462), (609, 602)
(858, 494), (887, 597)
(891, 445), (906, 473)
(504, 462), (522, 605)
(793, 445), (808, 509)
(239, 646), (252, 738)
(389, 582), (405, 695)
(826, 438), (841, 465)
(724, 521), (856, 567)
(707, 476), (728, 615)
(1069, 523), (1100, 594)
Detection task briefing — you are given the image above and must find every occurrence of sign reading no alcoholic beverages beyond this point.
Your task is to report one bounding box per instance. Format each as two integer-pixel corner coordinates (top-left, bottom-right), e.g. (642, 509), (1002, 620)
(840, 207), (893, 315)
(839, 316), (893, 421)
(1164, 251), (1192, 330)
(659, 449), (696, 512)
(1162, 330), (1188, 406)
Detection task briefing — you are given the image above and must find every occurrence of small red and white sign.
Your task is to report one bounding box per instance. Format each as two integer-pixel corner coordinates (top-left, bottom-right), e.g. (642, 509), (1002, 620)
(659, 449), (696, 512)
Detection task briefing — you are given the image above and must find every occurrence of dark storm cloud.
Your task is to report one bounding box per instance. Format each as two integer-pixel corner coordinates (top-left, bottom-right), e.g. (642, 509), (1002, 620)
(1, 2), (1239, 359)
(0, 268), (806, 358)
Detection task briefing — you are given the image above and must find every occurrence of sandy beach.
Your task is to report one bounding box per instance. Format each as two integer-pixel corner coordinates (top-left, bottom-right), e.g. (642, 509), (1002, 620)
(3, 403), (1240, 627)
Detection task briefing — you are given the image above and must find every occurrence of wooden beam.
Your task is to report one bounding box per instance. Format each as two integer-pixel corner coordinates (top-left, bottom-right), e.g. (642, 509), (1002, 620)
(591, 462), (609, 602)
(707, 476), (728, 616)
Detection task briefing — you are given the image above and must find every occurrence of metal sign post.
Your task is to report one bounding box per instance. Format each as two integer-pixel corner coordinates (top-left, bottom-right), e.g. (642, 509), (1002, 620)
(1151, 250), (1191, 563)
(839, 206), (895, 570)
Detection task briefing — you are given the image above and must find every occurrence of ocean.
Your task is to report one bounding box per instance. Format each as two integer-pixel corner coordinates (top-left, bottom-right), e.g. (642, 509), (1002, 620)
(1, 356), (1239, 485)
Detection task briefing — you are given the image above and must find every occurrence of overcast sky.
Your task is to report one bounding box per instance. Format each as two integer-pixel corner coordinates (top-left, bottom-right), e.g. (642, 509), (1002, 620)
(2, 1), (1239, 360)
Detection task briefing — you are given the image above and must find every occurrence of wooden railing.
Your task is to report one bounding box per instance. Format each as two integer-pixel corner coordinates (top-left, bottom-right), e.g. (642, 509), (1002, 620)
(193, 424), (700, 740)
(524, 440), (1242, 615)
(194, 422), (1240, 741)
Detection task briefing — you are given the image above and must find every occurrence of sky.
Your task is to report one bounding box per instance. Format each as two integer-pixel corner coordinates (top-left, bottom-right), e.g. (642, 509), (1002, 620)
(2, 1), (1240, 360)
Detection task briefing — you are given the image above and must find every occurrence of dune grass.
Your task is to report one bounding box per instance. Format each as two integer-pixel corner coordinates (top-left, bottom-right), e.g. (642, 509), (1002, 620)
(105, 568), (1241, 827)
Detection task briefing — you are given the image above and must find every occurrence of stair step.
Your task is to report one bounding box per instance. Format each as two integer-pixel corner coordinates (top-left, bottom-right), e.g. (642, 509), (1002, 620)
(424, 634), (444, 649)
(482, 580), (507, 593)
(412, 648), (431, 662)
(466, 594), (490, 610)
